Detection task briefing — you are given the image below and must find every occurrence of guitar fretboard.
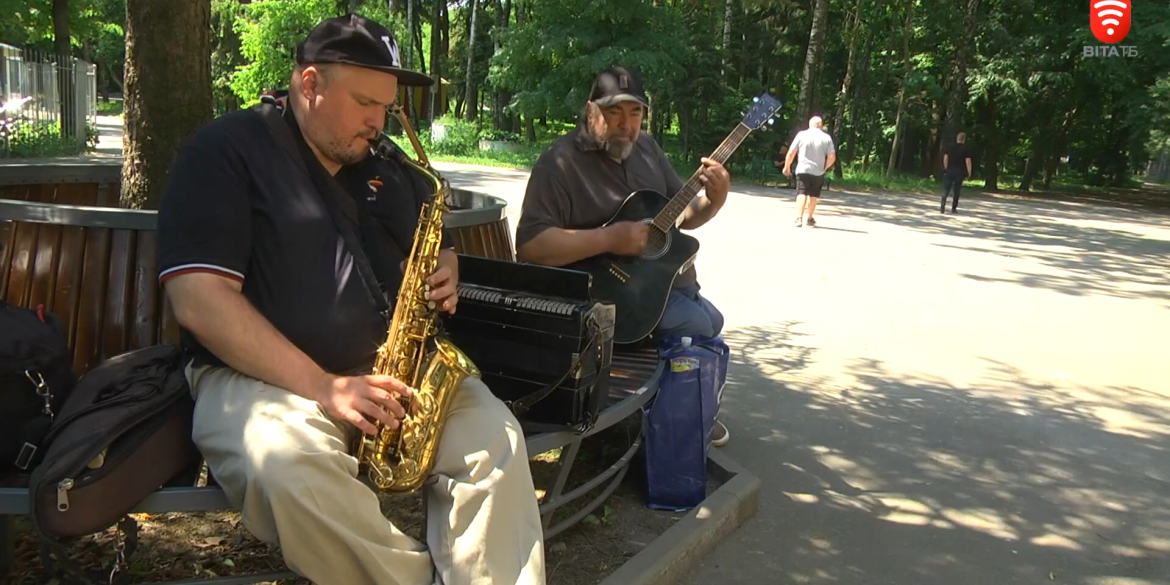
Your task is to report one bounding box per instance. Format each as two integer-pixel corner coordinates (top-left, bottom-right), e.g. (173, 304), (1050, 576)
(651, 123), (752, 232)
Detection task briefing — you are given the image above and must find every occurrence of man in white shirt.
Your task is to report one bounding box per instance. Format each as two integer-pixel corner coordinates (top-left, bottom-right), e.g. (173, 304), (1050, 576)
(783, 116), (837, 227)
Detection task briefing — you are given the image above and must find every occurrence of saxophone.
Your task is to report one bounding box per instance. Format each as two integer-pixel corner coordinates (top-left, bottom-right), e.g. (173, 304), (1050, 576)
(354, 106), (481, 493)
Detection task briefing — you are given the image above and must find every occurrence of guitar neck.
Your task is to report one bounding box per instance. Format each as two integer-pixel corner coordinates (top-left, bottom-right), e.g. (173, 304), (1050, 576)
(651, 123), (753, 231)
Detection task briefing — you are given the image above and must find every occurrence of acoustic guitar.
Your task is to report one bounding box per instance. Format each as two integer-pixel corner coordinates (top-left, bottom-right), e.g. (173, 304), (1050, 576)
(567, 94), (783, 344)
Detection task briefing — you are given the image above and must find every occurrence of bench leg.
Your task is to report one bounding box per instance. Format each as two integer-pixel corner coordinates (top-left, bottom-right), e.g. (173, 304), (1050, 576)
(539, 439), (582, 533)
(1, 515), (13, 578)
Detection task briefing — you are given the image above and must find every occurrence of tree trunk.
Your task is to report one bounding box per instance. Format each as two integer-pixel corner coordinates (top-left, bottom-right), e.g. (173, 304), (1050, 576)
(100, 57), (125, 94)
(795, 0), (830, 125)
(53, 0), (77, 141)
(941, 0), (979, 145)
(122, 0), (213, 210)
(721, 0), (732, 77)
(981, 93), (999, 191)
(924, 98), (941, 176)
(830, 0), (862, 180)
(492, 0), (513, 131)
(1019, 140), (1044, 192)
(1042, 106), (1077, 189)
(429, 0), (441, 120)
(404, 0), (416, 123)
(464, 0), (478, 121)
(843, 32), (872, 170)
(886, 4), (913, 179)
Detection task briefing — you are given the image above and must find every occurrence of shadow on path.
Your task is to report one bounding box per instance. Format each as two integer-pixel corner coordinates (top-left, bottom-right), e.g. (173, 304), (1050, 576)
(695, 321), (1170, 584)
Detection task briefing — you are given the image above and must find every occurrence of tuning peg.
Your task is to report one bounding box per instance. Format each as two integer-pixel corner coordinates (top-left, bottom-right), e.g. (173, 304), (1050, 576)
(753, 96), (759, 103)
(768, 119), (775, 125)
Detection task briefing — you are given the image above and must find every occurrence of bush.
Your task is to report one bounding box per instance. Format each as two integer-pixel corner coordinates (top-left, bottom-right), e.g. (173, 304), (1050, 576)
(426, 115), (480, 156)
(0, 118), (89, 158)
(477, 128), (522, 143)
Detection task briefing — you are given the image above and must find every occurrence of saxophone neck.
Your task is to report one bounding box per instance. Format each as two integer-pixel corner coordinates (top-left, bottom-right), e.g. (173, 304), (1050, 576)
(377, 105), (446, 204)
(389, 105), (430, 168)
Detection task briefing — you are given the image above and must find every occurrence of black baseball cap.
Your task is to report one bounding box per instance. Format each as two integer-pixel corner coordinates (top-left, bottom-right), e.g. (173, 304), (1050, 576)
(296, 14), (434, 87)
(589, 66), (649, 109)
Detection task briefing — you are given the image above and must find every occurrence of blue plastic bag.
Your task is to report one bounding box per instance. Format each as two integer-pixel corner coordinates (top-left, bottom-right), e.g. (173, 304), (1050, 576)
(643, 335), (730, 511)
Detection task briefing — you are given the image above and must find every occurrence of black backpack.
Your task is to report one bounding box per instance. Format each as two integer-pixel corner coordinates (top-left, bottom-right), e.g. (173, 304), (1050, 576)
(28, 343), (201, 584)
(0, 300), (78, 483)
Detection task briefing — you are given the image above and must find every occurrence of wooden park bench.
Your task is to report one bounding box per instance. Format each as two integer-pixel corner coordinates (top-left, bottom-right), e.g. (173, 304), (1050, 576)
(0, 164), (663, 584)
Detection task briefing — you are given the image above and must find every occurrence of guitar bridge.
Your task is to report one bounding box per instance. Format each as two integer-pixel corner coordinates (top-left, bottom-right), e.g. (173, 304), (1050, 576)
(607, 263), (630, 283)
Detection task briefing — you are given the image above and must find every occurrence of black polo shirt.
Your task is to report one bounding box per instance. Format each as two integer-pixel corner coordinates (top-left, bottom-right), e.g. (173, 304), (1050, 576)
(516, 126), (698, 288)
(157, 102), (449, 376)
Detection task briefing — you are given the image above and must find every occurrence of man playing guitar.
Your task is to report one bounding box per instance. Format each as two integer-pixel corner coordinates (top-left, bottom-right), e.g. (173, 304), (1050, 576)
(515, 65), (732, 446)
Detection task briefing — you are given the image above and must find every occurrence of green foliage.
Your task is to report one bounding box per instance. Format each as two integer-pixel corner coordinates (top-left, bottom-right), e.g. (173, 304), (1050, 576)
(1, 119), (89, 158)
(427, 115), (481, 156)
(230, 0), (343, 104)
(489, 0), (690, 121)
(3, 0), (1168, 193)
(96, 99), (123, 116)
(226, 0), (408, 105)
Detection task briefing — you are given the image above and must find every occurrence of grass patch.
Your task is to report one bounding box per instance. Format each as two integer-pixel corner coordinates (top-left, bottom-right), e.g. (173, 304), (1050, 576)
(96, 99), (123, 116)
(832, 168), (940, 193)
(414, 145), (545, 170)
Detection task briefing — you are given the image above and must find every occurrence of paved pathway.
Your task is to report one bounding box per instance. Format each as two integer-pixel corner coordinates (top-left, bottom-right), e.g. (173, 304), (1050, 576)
(18, 128), (1170, 583)
(435, 162), (1170, 585)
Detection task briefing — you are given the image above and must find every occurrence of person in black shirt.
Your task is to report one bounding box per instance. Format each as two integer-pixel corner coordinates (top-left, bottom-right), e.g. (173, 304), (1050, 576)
(156, 15), (544, 585)
(941, 132), (973, 213)
(515, 66), (733, 447)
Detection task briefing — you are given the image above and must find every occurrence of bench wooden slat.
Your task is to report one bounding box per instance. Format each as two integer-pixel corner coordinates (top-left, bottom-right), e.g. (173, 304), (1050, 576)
(102, 229), (135, 361)
(0, 185), (30, 202)
(132, 231), (161, 349)
(4, 221), (38, 306)
(28, 223), (62, 308)
(75, 227), (113, 374)
(51, 227), (88, 349)
(0, 218), (15, 300)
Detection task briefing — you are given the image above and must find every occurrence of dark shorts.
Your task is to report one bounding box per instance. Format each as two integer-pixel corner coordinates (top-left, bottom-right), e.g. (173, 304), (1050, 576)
(795, 173), (825, 197)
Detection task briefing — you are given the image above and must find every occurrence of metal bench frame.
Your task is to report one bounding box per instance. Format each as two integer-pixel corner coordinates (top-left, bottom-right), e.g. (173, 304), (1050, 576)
(1, 198), (663, 584)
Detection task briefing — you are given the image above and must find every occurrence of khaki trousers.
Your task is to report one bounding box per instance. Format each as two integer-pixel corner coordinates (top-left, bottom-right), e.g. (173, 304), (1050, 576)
(185, 363), (546, 585)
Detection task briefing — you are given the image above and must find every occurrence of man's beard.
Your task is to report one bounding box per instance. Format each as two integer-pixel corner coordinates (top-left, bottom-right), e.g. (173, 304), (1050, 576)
(321, 134), (372, 166)
(587, 123), (635, 160)
(604, 138), (635, 161)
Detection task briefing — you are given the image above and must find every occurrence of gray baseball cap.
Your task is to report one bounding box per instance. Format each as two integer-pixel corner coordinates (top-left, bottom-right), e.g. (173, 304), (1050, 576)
(589, 66), (649, 109)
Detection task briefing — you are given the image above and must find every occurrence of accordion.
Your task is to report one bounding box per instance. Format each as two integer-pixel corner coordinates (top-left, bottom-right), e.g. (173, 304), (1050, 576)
(441, 255), (615, 433)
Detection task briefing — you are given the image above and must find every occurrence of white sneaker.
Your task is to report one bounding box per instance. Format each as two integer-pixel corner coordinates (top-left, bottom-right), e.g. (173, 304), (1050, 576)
(711, 420), (730, 447)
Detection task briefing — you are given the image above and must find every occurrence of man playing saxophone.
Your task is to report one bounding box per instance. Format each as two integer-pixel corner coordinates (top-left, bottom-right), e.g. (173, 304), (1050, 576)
(156, 14), (545, 585)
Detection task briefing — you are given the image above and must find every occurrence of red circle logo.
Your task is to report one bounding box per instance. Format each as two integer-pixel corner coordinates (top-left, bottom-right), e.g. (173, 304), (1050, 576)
(1090, 0), (1131, 44)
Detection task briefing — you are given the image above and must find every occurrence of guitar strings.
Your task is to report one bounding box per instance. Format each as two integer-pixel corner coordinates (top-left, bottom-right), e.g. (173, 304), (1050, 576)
(651, 124), (750, 233)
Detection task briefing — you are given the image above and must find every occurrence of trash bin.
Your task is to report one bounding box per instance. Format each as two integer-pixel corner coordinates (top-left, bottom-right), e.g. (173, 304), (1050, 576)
(444, 188), (516, 262)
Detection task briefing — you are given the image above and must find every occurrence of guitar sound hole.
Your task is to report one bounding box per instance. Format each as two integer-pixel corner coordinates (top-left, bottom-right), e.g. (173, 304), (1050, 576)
(642, 225), (670, 259)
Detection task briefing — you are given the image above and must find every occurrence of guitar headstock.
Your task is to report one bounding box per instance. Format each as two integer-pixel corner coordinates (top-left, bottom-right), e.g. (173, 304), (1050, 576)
(743, 94), (782, 131)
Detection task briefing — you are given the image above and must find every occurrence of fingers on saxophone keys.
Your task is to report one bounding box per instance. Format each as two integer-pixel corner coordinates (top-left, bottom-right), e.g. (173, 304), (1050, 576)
(363, 401), (399, 430)
(350, 412), (379, 435)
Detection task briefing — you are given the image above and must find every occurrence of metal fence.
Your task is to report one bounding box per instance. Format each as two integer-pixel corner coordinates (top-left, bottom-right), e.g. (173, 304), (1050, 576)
(1, 43), (97, 157)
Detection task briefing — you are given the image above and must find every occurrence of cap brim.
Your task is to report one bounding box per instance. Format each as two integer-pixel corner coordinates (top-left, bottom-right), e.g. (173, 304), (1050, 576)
(363, 65), (435, 87)
(308, 58), (436, 87)
(374, 66), (435, 87)
(593, 93), (648, 108)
